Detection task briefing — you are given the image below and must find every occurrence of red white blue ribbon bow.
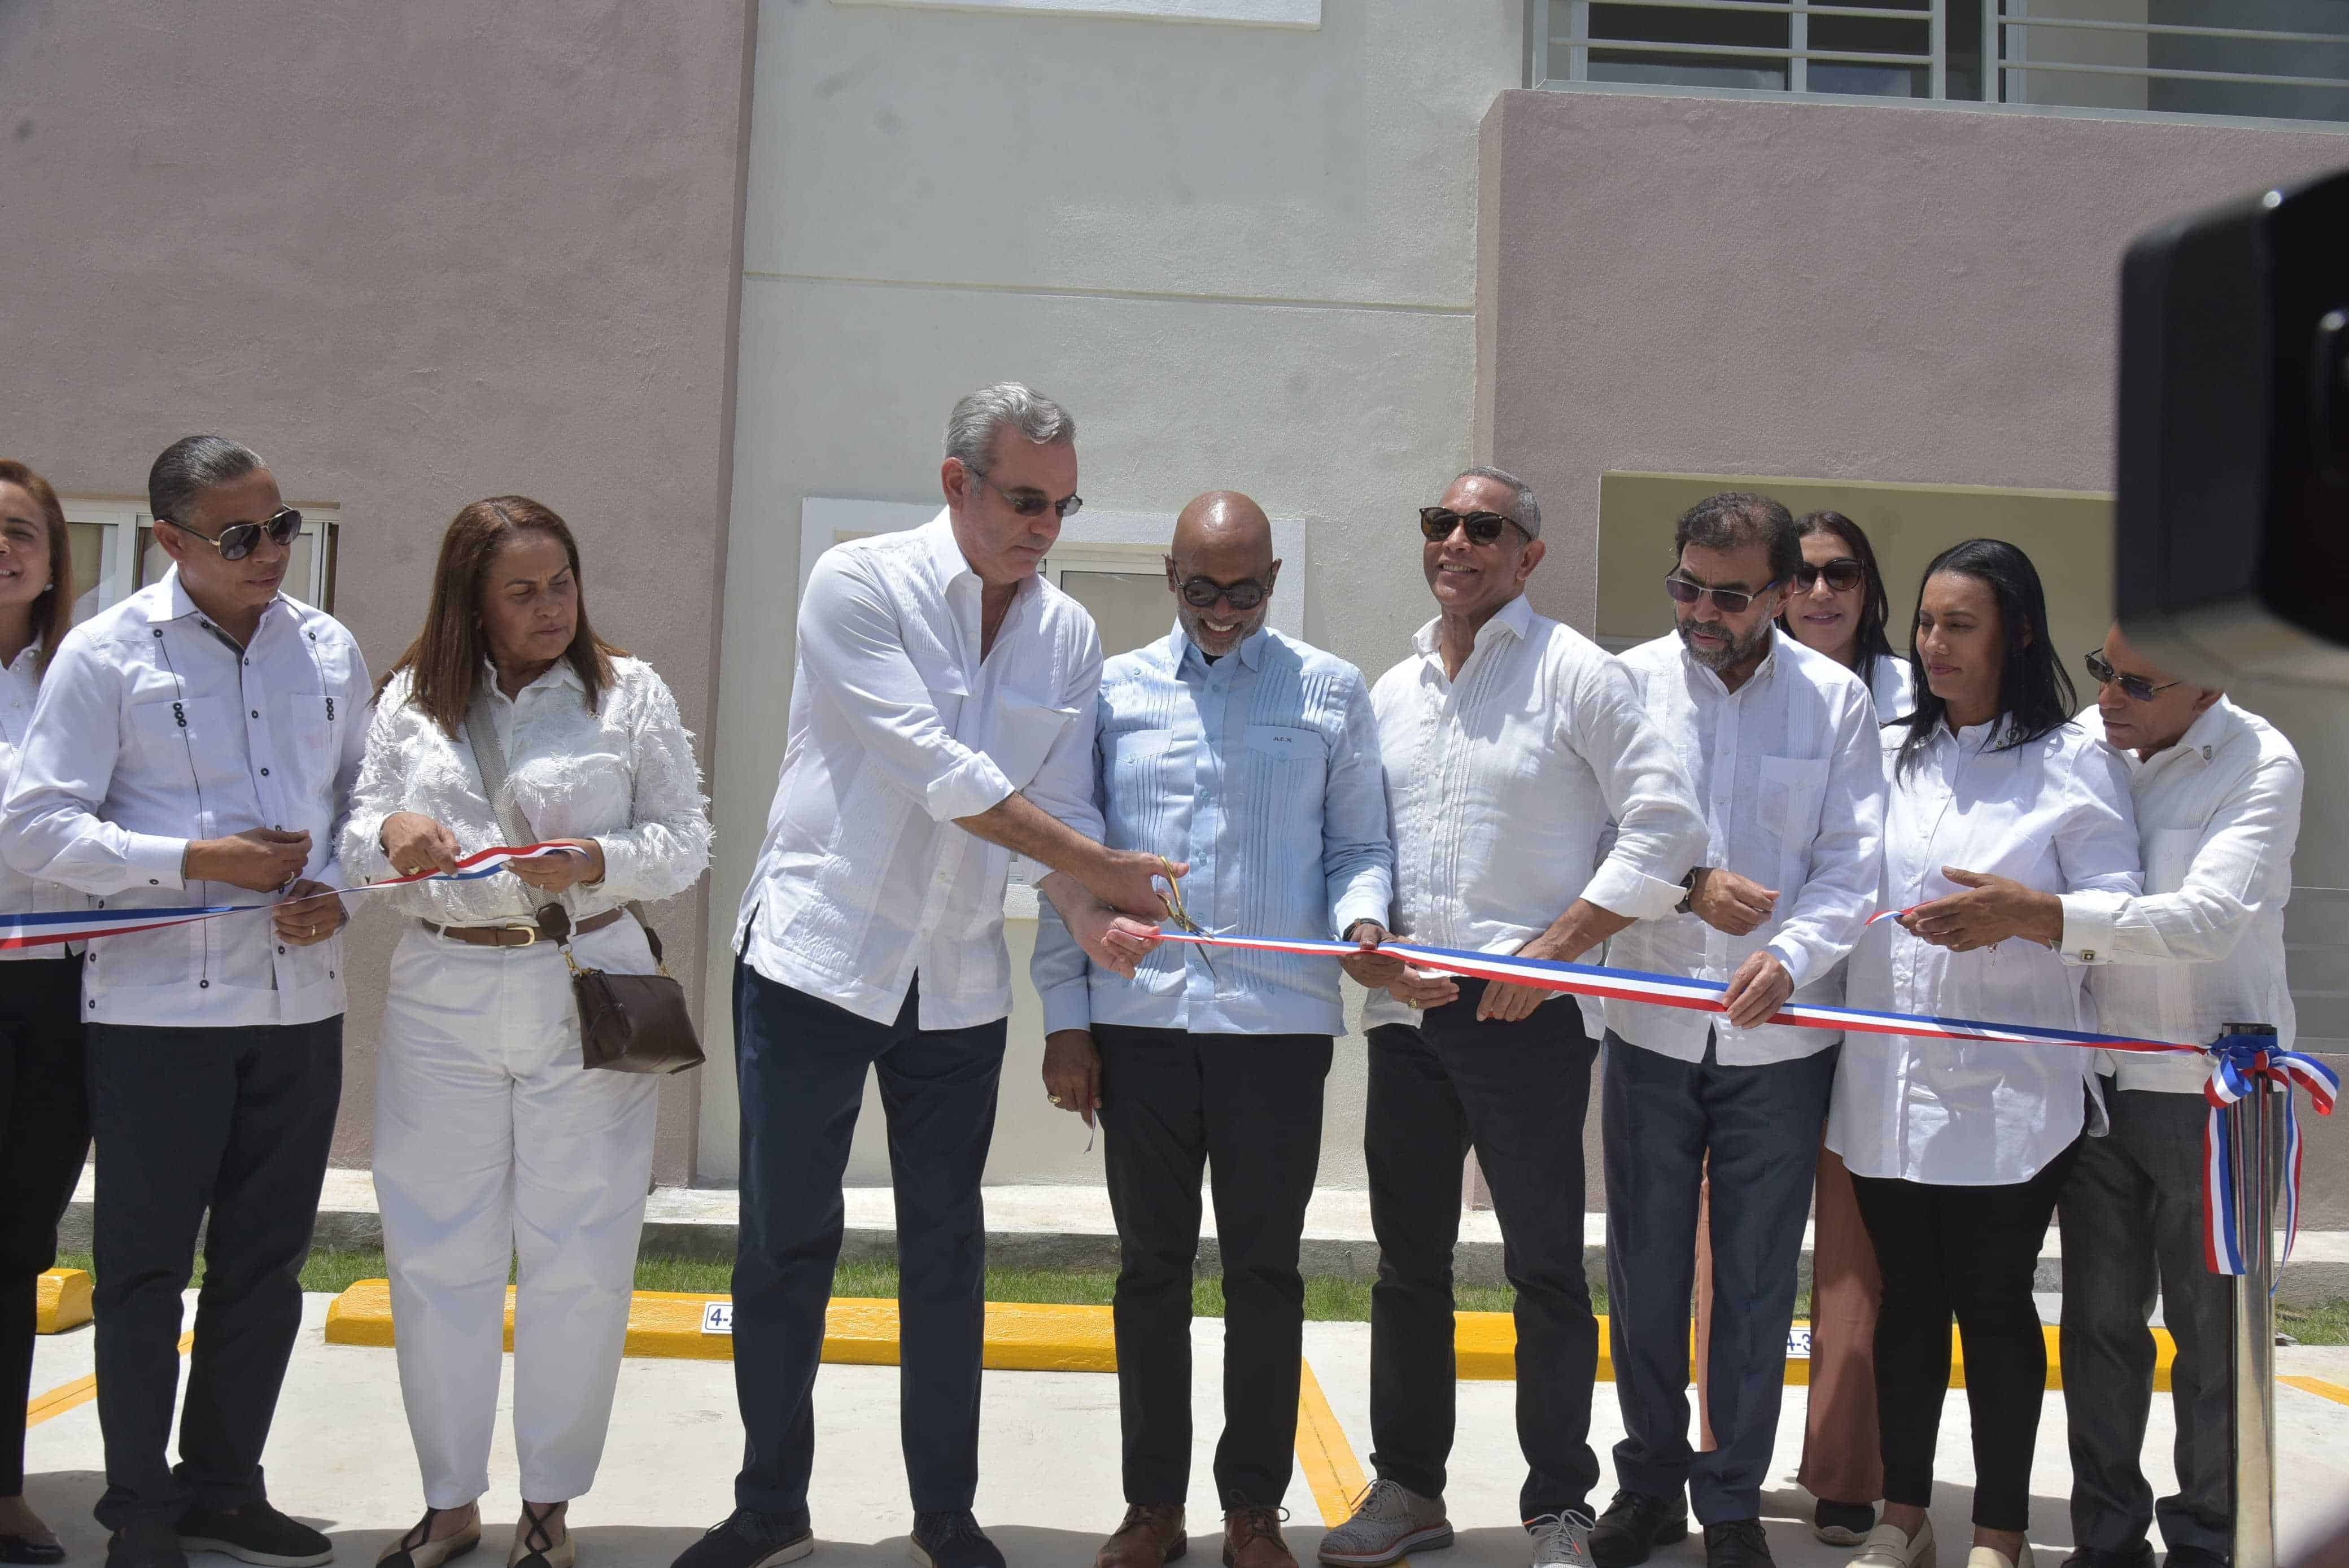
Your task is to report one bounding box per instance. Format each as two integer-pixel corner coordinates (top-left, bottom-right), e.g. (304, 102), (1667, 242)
(2202, 1034), (2341, 1277)
(0, 843), (584, 951)
(1155, 929), (2337, 1278)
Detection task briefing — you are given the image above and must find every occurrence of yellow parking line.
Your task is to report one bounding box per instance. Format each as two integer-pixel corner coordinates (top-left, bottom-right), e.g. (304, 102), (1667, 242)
(27, 1331), (193, 1428)
(1294, 1357), (1368, 1528)
(2281, 1374), (2349, 1408)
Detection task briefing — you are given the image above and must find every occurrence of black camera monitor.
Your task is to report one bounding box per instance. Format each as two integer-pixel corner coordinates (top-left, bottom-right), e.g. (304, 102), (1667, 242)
(2115, 165), (2349, 687)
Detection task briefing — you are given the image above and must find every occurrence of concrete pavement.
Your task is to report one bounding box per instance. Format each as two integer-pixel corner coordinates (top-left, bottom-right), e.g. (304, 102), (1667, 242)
(24, 1295), (2349, 1568)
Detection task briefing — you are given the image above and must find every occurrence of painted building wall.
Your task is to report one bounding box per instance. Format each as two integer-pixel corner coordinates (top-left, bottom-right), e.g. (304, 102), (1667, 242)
(0, 2), (757, 1186)
(702, 0), (1526, 1186)
(1474, 86), (2349, 1220)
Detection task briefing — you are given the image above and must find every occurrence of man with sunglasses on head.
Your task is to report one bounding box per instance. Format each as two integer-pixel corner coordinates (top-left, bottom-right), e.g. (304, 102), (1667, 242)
(1032, 491), (1392, 1568)
(1901, 624), (2302, 1568)
(691, 383), (1174, 1568)
(1586, 493), (1883, 1568)
(0, 436), (366, 1568)
(1318, 468), (1702, 1568)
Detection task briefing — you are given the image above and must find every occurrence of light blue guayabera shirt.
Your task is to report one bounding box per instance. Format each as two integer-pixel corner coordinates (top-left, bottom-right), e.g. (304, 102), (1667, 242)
(1034, 624), (1393, 1038)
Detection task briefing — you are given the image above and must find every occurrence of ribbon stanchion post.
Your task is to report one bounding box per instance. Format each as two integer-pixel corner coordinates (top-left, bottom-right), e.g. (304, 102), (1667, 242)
(2221, 1023), (2282, 1568)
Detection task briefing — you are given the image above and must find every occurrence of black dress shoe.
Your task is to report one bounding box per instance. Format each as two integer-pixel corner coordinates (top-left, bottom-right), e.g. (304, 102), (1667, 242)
(1, 1538), (67, 1567)
(1703, 1522), (1772, 1568)
(908, 1513), (1004, 1568)
(106, 1524), (186, 1568)
(669, 1513), (814, 1568)
(2063, 1547), (2156, 1568)
(1587, 1492), (1688, 1568)
(176, 1504), (330, 1568)
(2161, 1549), (2226, 1568)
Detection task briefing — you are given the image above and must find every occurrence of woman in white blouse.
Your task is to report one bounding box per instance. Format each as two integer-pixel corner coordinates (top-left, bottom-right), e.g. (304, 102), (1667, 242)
(1778, 509), (1915, 723)
(1828, 539), (2139, 1568)
(340, 497), (711, 1568)
(0, 461), (86, 1566)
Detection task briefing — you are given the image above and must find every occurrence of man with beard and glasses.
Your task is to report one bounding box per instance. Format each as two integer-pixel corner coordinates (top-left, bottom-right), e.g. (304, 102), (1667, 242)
(1588, 492), (1884, 1568)
(1033, 491), (1392, 1568)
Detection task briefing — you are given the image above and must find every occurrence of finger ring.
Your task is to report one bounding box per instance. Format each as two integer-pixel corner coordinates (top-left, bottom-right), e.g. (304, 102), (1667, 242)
(1047, 1094), (1064, 1106)
(1407, 998), (1424, 1010)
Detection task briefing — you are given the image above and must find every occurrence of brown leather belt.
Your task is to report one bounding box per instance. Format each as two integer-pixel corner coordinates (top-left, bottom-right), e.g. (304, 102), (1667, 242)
(419, 907), (626, 948)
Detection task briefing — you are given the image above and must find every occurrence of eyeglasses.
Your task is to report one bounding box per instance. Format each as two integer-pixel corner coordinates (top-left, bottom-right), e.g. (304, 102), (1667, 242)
(1419, 507), (1517, 545)
(2084, 649), (2185, 703)
(1791, 557), (1866, 593)
(162, 506), (302, 562)
(970, 469), (1082, 521)
(1664, 573), (1779, 614)
(1177, 576), (1270, 612)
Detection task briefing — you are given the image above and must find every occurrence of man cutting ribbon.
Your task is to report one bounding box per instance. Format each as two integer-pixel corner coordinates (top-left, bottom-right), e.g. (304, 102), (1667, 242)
(0, 436), (368, 1568)
(1901, 623), (2306, 1568)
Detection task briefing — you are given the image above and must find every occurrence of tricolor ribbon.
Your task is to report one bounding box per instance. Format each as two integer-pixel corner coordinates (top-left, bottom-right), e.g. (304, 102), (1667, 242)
(1153, 928), (2337, 1277)
(2202, 1034), (2340, 1277)
(0, 843), (584, 951)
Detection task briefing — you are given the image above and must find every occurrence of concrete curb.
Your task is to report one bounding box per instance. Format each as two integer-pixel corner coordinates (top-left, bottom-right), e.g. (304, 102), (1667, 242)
(35, 1268), (91, 1334)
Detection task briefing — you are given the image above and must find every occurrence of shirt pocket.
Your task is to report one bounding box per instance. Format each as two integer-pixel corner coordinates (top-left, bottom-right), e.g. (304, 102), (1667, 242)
(127, 694), (246, 806)
(1242, 723), (1328, 810)
(1757, 754), (1830, 889)
(987, 691), (1078, 790)
(2145, 824), (2225, 897)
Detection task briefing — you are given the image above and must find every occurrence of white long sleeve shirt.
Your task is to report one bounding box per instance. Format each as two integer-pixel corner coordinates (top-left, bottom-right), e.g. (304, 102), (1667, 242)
(1604, 631), (1885, 1064)
(2058, 698), (2302, 1092)
(1828, 718), (2142, 1185)
(733, 512), (1103, 1029)
(339, 658), (713, 975)
(0, 570), (369, 1027)
(1363, 596), (1704, 1032)
(0, 648), (89, 963)
(1866, 654), (1916, 723)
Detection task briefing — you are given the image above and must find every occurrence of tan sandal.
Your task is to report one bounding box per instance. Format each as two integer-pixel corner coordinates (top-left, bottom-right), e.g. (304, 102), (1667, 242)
(379, 1510), (482, 1568)
(509, 1504), (574, 1568)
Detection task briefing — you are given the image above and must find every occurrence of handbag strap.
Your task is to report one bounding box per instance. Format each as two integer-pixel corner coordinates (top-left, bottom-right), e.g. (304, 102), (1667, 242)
(464, 684), (569, 940)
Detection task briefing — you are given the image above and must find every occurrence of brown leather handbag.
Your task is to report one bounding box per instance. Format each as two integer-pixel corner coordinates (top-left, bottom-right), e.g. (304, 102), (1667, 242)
(466, 695), (705, 1076)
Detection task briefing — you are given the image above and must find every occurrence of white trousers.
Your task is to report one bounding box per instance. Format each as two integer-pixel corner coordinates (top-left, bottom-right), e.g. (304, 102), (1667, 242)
(373, 926), (661, 1506)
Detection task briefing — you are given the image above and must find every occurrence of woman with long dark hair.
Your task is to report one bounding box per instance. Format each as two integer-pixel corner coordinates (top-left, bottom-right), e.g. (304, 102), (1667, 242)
(1827, 540), (2140, 1568)
(1777, 510), (1912, 721)
(341, 497), (710, 1568)
(0, 461), (87, 1564)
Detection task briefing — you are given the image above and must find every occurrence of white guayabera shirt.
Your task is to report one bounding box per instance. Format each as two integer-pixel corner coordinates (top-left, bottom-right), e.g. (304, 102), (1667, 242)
(2060, 698), (2303, 1092)
(1363, 595), (1704, 1033)
(338, 658), (713, 976)
(1, 567), (369, 1026)
(1604, 630), (1885, 1064)
(734, 513), (1103, 1030)
(1828, 718), (2142, 1186)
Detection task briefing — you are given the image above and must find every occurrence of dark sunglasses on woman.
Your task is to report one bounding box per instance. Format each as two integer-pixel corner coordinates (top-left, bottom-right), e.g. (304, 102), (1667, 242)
(1791, 557), (1866, 593)
(1418, 506), (1516, 544)
(1176, 576), (1269, 611)
(164, 505), (303, 562)
(2084, 649), (2185, 703)
(1663, 573), (1778, 614)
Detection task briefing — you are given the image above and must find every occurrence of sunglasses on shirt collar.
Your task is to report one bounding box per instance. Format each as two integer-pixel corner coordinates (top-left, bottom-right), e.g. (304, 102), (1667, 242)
(162, 506), (302, 562)
(2084, 649), (2185, 704)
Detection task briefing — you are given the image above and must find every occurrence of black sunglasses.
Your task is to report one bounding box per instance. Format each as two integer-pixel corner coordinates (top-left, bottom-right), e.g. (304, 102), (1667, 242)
(163, 506), (302, 562)
(2084, 649), (2185, 704)
(1665, 573), (1779, 614)
(1419, 506), (1517, 545)
(1791, 557), (1866, 593)
(1177, 576), (1269, 612)
(971, 469), (1082, 521)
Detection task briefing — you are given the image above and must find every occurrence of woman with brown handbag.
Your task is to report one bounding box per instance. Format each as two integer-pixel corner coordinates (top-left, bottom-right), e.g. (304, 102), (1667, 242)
(340, 496), (710, 1568)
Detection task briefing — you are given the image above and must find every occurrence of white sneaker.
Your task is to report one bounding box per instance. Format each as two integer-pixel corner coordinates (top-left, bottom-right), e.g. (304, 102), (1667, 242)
(1964, 1547), (2034, 1568)
(1528, 1513), (1597, 1568)
(1316, 1480), (1452, 1568)
(1852, 1517), (1936, 1568)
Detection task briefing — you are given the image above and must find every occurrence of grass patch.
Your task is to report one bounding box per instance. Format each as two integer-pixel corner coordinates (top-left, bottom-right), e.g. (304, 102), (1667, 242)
(2278, 1299), (2349, 1347)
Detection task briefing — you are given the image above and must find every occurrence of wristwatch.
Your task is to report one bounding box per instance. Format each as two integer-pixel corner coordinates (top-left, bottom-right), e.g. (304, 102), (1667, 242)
(1341, 918), (1382, 943)
(1676, 867), (1710, 916)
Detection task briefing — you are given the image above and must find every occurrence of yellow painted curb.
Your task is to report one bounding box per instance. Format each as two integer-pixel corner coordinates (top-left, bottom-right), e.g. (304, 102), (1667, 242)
(35, 1268), (93, 1334)
(325, 1282), (1119, 1372)
(1455, 1314), (2175, 1392)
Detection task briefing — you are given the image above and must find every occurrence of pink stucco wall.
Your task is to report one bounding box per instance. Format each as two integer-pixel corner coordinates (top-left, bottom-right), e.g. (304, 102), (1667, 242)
(0, 2), (757, 1183)
(1474, 87), (2349, 1221)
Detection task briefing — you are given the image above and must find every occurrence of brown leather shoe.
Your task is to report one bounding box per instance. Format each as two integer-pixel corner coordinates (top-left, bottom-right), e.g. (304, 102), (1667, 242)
(1222, 1507), (1294, 1568)
(1098, 1505), (1187, 1568)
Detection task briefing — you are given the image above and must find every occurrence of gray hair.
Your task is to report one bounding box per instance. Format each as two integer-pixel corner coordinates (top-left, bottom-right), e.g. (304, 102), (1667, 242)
(1457, 464), (1540, 540)
(149, 434), (265, 523)
(944, 382), (1076, 474)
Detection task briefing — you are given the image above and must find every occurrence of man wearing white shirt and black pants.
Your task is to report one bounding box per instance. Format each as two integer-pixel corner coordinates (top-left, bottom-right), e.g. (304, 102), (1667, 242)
(1590, 494), (1883, 1568)
(1904, 624), (2303, 1568)
(1317, 468), (1703, 1568)
(689, 386), (1173, 1568)
(1, 437), (366, 1568)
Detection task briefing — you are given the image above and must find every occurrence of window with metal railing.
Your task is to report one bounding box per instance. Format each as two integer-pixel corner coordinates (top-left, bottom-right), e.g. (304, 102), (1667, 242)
(1530, 0), (2349, 123)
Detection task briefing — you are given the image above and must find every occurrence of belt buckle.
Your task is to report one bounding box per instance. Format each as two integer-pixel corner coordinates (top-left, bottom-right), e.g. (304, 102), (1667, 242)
(501, 923), (540, 948)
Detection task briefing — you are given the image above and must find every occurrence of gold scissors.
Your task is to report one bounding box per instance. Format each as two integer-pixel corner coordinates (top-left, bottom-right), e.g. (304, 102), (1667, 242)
(1152, 854), (1222, 979)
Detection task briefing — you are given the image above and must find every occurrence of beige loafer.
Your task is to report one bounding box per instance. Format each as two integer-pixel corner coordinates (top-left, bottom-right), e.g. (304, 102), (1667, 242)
(1852, 1517), (1935, 1568)
(1964, 1547), (2033, 1568)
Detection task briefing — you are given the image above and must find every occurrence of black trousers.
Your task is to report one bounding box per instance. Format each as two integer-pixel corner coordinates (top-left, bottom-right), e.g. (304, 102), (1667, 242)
(1850, 1140), (2080, 1533)
(1095, 1023), (1332, 1507)
(730, 965), (1006, 1518)
(85, 1017), (343, 1530)
(1365, 984), (1600, 1521)
(1, 957), (89, 1497)
(2060, 1085), (2231, 1558)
